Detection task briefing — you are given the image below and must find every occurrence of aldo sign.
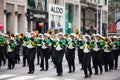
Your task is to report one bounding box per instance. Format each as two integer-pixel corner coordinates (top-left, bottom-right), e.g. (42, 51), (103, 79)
(48, 4), (65, 33)
(49, 4), (64, 16)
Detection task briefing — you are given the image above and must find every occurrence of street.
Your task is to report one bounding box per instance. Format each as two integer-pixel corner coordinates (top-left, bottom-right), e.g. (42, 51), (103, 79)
(0, 52), (120, 80)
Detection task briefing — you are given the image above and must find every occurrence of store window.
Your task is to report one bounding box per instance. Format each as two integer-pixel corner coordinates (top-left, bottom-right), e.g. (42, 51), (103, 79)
(105, 0), (107, 5)
(27, 0), (36, 9)
(37, 0), (47, 11)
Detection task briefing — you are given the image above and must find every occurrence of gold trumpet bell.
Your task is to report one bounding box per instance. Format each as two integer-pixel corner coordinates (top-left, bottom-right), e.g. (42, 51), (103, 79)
(74, 29), (79, 35)
(74, 28), (83, 39)
(47, 29), (53, 35)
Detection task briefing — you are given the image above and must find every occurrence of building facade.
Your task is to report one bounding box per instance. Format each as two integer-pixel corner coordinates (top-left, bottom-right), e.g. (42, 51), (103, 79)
(0, 0), (27, 34)
(0, 0), (108, 35)
(80, 0), (108, 36)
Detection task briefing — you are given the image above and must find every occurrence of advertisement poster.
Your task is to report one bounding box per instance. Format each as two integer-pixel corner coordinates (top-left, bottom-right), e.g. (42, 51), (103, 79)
(49, 3), (65, 33)
(115, 12), (120, 30)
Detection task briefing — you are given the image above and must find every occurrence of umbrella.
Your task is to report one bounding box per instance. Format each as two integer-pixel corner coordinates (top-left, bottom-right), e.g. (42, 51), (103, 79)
(0, 23), (3, 29)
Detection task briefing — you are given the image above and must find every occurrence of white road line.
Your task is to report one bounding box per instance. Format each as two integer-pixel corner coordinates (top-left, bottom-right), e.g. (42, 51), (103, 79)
(7, 76), (37, 80)
(35, 77), (57, 80)
(65, 79), (74, 80)
(0, 74), (16, 79)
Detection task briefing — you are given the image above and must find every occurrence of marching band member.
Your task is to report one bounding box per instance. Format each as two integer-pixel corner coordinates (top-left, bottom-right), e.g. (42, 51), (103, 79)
(66, 33), (77, 73)
(36, 33), (43, 65)
(78, 37), (85, 70)
(82, 35), (93, 78)
(103, 37), (113, 72)
(7, 38), (16, 69)
(40, 33), (52, 71)
(0, 35), (7, 67)
(92, 34), (104, 75)
(25, 31), (37, 74)
(111, 36), (120, 70)
(14, 33), (23, 63)
(53, 33), (66, 76)
(22, 32), (29, 67)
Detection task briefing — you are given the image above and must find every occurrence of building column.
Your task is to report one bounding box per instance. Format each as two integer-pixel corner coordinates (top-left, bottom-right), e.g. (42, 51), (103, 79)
(100, 9), (102, 35)
(14, 5), (18, 34)
(31, 21), (33, 31)
(77, 4), (80, 32)
(4, 14), (6, 34)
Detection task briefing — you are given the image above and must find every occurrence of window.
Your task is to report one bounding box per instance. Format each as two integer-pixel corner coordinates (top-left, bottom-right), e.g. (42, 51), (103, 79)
(54, 0), (59, 4)
(105, 0), (107, 5)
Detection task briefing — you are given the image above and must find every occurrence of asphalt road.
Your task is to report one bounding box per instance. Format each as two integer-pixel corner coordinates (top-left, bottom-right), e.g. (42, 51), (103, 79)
(0, 52), (120, 80)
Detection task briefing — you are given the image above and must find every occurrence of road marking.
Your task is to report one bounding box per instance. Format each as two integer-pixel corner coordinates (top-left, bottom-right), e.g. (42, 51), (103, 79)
(0, 74), (16, 79)
(35, 78), (57, 80)
(65, 79), (74, 80)
(7, 76), (37, 80)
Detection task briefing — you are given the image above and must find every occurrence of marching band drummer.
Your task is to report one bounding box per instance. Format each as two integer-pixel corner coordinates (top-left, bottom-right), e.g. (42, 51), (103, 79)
(66, 33), (77, 73)
(53, 32), (66, 76)
(82, 34), (93, 78)
(25, 31), (37, 74)
(40, 33), (52, 71)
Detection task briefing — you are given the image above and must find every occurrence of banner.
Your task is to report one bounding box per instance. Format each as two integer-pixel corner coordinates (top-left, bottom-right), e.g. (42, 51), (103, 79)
(49, 4), (65, 33)
(27, 9), (48, 22)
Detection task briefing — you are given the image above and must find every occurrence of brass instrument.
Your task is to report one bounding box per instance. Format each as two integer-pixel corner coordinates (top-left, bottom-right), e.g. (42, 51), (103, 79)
(74, 28), (83, 39)
(31, 41), (36, 46)
(26, 41), (30, 45)
(47, 29), (55, 40)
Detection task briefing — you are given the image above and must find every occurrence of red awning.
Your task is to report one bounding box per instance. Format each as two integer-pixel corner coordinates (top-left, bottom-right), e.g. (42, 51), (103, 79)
(0, 23), (4, 29)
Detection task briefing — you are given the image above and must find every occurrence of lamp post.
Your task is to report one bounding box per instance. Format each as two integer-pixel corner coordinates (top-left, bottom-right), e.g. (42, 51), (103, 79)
(96, 0), (99, 34)
(73, 0), (76, 31)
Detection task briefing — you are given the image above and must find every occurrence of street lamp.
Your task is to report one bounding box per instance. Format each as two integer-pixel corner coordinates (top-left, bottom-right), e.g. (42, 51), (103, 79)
(73, 0), (76, 31)
(96, 0), (99, 34)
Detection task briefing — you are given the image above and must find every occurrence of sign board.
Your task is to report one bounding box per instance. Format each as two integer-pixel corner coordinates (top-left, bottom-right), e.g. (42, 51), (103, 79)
(48, 4), (65, 33)
(27, 9), (48, 22)
(115, 12), (120, 30)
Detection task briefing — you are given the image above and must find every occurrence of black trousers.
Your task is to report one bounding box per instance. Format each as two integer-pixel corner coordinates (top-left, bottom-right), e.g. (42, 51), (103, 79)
(55, 50), (64, 74)
(83, 52), (92, 77)
(22, 47), (28, 66)
(15, 45), (20, 63)
(7, 51), (16, 69)
(78, 48), (84, 68)
(40, 48), (50, 70)
(37, 46), (41, 64)
(0, 46), (6, 66)
(27, 48), (36, 72)
(104, 52), (113, 72)
(92, 50), (103, 74)
(66, 49), (75, 72)
(112, 50), (119, 70)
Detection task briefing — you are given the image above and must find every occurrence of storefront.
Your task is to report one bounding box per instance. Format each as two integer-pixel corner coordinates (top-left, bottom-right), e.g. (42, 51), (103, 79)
(81, 7), (96, 34)
(27, 9), (48, 33)
(65, 3), (74, 34)
(48, 3), (65, 33)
